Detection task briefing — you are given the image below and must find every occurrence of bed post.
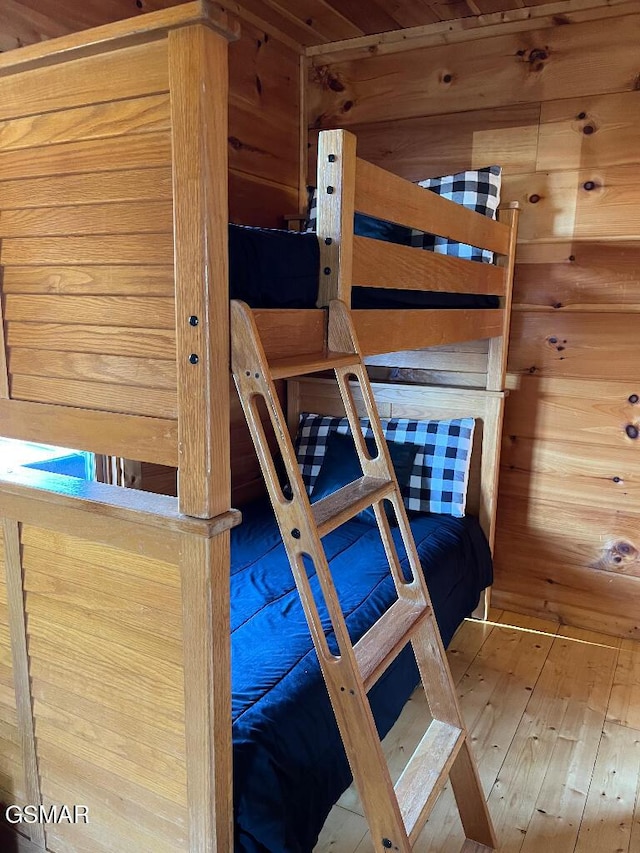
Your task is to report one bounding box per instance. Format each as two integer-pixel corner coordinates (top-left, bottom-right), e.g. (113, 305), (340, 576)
(316, 129), (357, 307)
(474, 202), (520, 618)
(0, 4), (241, 851)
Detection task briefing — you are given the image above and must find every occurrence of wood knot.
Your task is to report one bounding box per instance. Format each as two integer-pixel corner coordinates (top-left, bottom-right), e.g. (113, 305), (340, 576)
(594, 540), (640, 576)
(529, 194), (541, 204)
(629, 394), (639, 404)
(583, 180), (597, 191)
(626, 424), (639, 440)
(528, 48), (548, 63)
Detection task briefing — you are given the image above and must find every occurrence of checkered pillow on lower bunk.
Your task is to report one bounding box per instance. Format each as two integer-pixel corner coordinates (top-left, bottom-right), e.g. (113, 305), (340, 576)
(410, 166), (502, 263)
(295, 413), (475, 517)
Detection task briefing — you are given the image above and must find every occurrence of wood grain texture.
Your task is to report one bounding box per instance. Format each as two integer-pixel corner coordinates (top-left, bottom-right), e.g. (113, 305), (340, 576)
(1, 264), (175, 296)
(21, 521), (190, 852)
(180, 532), (232, 853)
(308, 15), (640, 127)
(352, 236), (505, 295)
(0, 40), (169, 122)
(0, 398), (178, 466)
(500, 434), (639, 512)
(316, 129), (356, 305)
(308, 103), (540, 182)
(508, 313), (640, 381)
(353, 309), (504, 355)
(0, 130), (171, 181)
(355, 157), (511, 255)
(1, 521), (44, 848)
(169, 23), (230, 518)
(0, 200), (173, 237)
(10, 374), (178, 419)
(0, 167), (173, 209)
(0, 1), (239, 74)
(0, 93), (170, 152)
(538, 90), (640, 172)
(513, 243), (640, 312)
(503, 164), (640, 243)
(504, 376), (640, 447)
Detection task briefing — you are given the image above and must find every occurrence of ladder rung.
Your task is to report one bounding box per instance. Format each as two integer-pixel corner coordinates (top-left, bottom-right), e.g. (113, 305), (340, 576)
(269, 350), (356, 379)
(313, 476), (394, 538)
(395, 719), (465, 844)
(355, 597), (431, 692)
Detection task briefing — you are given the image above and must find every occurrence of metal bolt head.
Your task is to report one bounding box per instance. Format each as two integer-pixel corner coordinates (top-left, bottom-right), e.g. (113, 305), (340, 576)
(189, 353), (199, 364)
(189, 315), (199, 326)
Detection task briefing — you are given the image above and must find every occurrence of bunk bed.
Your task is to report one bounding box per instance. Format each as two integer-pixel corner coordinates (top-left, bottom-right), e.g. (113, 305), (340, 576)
(0, 4), (518, 852)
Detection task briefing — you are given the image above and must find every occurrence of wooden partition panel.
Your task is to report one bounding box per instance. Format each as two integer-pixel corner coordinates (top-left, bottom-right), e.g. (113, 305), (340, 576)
(0, 468), (239, 853)
(0, 2), (237, 517)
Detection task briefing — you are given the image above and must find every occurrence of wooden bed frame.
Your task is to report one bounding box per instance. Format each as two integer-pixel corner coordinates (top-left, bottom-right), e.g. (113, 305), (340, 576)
(0, 3), (517, 851)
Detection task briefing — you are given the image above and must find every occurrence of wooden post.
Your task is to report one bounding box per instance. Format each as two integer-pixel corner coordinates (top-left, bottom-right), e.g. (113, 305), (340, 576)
(316, 129), (357, 307)
(169, 23), (232, 519)
(486, 203), (519, 392)
(2, 520), (45, 849)
(180, 531), (232, 853)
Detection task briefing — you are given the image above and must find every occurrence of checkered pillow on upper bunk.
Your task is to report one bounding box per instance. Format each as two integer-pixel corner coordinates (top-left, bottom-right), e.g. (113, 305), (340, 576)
(410, 166), (502, 263)
(295, 412), (475, 517)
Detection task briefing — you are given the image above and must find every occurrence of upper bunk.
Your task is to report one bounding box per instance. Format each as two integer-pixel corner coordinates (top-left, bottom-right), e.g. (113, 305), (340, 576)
(0, 0), (518, 519)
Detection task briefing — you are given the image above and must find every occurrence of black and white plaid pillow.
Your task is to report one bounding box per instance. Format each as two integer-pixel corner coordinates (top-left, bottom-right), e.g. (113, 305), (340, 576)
(410, 166), (501, 263)
(295, 412), (475, 517)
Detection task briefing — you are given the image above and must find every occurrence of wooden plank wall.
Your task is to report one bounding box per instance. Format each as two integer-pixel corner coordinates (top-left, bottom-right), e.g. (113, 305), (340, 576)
(307, 5), (640, 638)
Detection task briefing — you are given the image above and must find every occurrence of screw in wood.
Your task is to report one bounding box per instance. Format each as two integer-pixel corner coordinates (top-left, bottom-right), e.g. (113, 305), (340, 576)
(328, 154), (336, 162)
(189, 353), (199, 364)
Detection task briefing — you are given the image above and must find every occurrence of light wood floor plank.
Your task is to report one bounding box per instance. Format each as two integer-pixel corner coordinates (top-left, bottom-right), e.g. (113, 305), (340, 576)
(314, 619), (633, 853)
(607, 639), (640, 730)
(574, 721), (640, 853)
(487, 629), (618, 853)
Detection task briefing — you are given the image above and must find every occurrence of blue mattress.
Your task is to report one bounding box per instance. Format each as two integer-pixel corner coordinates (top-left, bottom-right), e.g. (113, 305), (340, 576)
(231, 498), (493, 852)
(228, 224), (499, 311)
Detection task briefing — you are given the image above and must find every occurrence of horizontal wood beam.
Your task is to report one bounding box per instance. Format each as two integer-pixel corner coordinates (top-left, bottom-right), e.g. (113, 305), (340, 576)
(306, 0), (640, 60)
(0, 466), (240, 538)
(355, 159), (511, 256)
(0, 398), (178, 466)
(353, 236), (506, 295)
(0, 0), (240, 76)
(353, 309), (503, 355)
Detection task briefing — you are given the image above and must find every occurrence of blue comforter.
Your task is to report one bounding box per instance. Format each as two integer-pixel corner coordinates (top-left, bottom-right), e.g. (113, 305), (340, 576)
(231, 498), (492, 852)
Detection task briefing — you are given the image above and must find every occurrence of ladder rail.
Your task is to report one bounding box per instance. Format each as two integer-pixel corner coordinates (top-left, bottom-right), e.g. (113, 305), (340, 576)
(230, 297), (496, 853)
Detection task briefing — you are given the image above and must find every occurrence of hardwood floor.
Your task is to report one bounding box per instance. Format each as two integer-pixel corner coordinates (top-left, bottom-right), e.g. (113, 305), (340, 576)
(315, 610), (640, 853)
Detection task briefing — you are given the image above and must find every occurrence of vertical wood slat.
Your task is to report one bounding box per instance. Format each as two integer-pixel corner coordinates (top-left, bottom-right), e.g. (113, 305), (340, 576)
(2, 519), (44, 849)
(0, 287), (9, 397)
(169, 24), (231, 519)
(180, 531), (232, 853)
(317, 129), (357, 307)
(487, 204), (519, 392)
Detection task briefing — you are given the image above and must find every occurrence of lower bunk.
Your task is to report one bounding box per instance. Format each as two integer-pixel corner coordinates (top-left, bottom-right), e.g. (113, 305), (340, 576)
(231, 496), (492, 853)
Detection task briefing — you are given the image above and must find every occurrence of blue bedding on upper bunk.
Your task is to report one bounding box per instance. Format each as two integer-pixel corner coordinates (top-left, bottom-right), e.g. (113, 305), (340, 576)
(231, 497), (493, 853)
(228, 224), (500, 310)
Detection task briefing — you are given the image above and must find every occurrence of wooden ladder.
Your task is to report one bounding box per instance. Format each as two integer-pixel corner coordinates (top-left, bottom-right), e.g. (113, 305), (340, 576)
(231, 298), (496, 853)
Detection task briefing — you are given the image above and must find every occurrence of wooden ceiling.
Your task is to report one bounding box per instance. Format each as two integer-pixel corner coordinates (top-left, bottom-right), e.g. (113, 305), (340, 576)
(1, 0), (551, 51)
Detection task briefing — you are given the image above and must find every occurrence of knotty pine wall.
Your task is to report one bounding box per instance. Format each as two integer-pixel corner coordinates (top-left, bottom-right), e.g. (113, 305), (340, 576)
(307, 5), (640, 638)
(0, 0), (303, 505)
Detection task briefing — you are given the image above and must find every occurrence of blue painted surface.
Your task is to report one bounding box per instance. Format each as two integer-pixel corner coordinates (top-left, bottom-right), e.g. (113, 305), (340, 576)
(23, 452), (93, 480)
